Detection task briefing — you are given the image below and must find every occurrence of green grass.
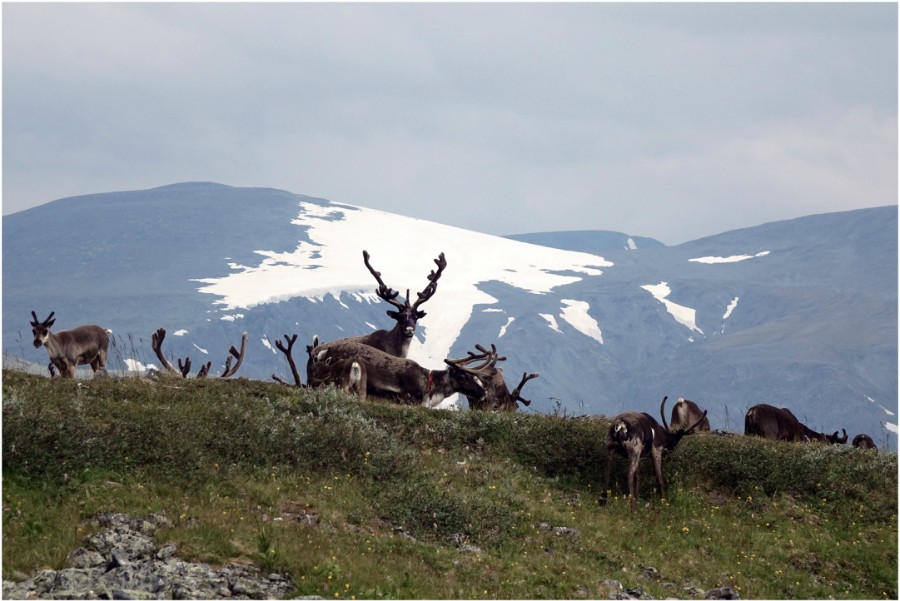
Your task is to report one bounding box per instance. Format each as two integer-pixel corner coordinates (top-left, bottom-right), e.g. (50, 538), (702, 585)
(2, 370), (897, 599)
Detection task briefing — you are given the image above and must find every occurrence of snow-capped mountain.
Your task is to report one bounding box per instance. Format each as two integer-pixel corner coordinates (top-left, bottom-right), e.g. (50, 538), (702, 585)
(3, 183), (896, 448)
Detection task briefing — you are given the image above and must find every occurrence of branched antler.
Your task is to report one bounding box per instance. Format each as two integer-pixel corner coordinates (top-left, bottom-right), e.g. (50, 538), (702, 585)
(411, 252), (447, 311)
(272, 334), (303, 387)
(510, 372), (540, 407)
(363, 250), (405, 310)
(151, 328), (186, 377)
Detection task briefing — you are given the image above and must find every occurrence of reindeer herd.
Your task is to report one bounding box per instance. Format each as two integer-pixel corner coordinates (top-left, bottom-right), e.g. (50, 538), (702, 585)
(26, 249), (882, 506)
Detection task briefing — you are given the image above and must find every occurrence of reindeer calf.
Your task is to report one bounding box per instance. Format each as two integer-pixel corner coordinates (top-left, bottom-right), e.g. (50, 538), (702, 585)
(30, 311), (109, 378)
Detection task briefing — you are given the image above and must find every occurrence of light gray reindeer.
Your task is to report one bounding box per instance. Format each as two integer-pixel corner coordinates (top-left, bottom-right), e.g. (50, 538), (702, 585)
(30, 311), (109, 378)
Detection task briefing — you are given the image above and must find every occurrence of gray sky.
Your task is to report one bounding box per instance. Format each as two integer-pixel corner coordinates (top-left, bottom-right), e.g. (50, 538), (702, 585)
(3, 2), (897, 244)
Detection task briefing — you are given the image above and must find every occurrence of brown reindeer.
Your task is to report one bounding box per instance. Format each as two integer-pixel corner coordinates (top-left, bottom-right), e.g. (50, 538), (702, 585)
(601, 396), (707, 506)
(151, 327), (247, 379)
(669, 398), (711, 432)
(744, 404), (846, 444)
(454, 344), (539, 411)
(30, 311), (109, 378)
(851, 433), (877, 450)
(339, 250), (446, 357)
(308, 339), (493, 408)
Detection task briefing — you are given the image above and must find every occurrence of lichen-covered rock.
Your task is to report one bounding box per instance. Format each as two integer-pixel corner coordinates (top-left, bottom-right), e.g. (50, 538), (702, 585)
(2, 513), (293, 600)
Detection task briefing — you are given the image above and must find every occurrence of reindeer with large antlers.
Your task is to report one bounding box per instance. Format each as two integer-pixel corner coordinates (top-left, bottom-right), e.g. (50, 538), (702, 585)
(308, 339), (494, 407)
(601, 396), (707, 507)
(151, 327), (247, 379)
(455, 344), (539, 411)
(30, 311), (110, 378)
(359, 249), (446, 357)
(280, 249), (447, 387)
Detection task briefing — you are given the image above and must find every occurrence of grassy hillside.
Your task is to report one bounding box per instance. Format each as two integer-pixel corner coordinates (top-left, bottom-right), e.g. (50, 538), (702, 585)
(2, 371), (896, 599)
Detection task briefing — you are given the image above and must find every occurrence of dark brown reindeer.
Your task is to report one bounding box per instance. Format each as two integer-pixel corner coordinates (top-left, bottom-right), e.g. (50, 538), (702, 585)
(456, 344), (539, 411)
(322, 250), (447, 358)
(601, 396), (707, 506)
(669, 397), (711, 432)
(30, 311), (110, 378)
(851, 433), (877, 450)
(308, 339), (494, 408)
(151, 327), (247, 379)
(744, 404), (846, 444)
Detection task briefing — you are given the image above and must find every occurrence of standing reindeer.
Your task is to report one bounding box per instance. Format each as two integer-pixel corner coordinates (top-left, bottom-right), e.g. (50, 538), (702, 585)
(601, 396), (707, 506)
(30, 311), (109, 378)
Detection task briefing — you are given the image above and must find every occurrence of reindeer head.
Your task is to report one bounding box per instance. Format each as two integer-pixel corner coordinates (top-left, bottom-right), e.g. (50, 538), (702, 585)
(30, 311), (56, 348)
(659, 395), (708, 452)
(444, 344), (503, 401)
(363, 250), (447, 338)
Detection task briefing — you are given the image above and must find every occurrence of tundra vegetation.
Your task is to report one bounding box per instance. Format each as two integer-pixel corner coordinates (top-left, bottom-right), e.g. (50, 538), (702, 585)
(2, 371), (897, 600)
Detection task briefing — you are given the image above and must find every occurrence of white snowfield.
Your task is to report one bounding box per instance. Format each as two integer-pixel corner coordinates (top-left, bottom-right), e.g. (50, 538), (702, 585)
(689, 251), (770, 264)
(193, 201), (612, 372)
(641, 282), (704, 335)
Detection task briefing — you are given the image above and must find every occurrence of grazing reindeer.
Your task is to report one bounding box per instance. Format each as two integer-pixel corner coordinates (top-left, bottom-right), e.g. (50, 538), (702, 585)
(744, 404), (803, 441)
(669, 398), (711, 432)
(151, 327), (247, 379)
(456, 344), (539, 411)
(852, 433), (877, 450)
(601, 396), (707, 506)
(308, 339), (493, 408)
(30, 311), (109, 378)
(744, 404), (846, 444)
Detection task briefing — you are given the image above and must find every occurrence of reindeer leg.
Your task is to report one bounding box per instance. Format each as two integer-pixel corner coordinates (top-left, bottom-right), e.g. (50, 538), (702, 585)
(600, 448), (615, 505)
(627, 449), (641, 508)
(651, 446), (666, 502)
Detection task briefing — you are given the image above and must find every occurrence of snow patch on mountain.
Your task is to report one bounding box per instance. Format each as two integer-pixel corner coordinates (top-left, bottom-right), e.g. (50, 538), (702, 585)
(690, 251), (771, 264)
(560, 299), (603, 344)
(193, 201), (612, 369)
(723, 297), (739, 320)
(641, 282), (704, 335)
(498, 316), (515, 338)
(540, 314), (563, 333)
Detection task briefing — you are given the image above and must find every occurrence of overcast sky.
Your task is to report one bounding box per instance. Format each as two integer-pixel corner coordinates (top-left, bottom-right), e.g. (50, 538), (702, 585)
(3, 2), (897, 244)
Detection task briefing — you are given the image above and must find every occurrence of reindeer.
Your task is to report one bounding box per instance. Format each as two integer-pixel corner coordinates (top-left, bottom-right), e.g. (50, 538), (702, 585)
(322, 250), (447, 359)
(851, 433), (877, 450)
(307, 339), (494, 408)
(669, 397), (711, 432)
(30, 311), (109, 378)
(150, 327), (247, 379)
(744, 404), (846, 444)
(454, 344), (539, 411)
(601, 396), (707, 506)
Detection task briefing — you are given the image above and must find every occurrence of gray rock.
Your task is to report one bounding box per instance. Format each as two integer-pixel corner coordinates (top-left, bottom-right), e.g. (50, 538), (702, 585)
(2, 513), (293, 600)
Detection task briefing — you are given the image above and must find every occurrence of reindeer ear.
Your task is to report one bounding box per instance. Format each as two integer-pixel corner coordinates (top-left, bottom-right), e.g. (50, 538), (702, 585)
(47, 318), (56, 328)
(416, 310), (427, 319)
(386, 310), (400, 319)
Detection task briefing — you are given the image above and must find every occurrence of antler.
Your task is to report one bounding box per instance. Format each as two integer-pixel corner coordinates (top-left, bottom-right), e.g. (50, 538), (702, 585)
(510, 372), (540, 407)
(272, 334), (303, 387)
(411, 252), (447, 311)
(219, 332), (248, 378)
(660, 396), (670, 431)
(362, 250), (406, 310)
(445, 343), (502, 376)
(31, 311), (55, 327)
(151, 328), (184, 376)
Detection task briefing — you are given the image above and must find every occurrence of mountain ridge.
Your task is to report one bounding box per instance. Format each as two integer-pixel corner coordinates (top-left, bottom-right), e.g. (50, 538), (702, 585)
(3, 182), (896, 448)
